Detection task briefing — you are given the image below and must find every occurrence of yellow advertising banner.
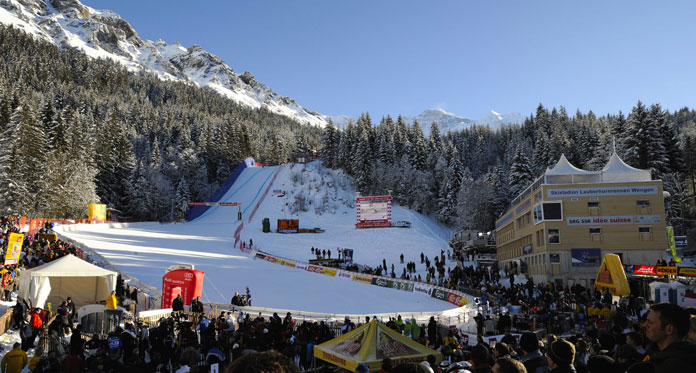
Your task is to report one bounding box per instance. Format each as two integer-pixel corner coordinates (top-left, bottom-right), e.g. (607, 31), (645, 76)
(4, 233), (23, 265)
(352, 274), (374, 284)
(667, 226), (682, 263)
(594, 254), (630, 296)
(88, 203), (106, 222)
(656, 266), (677, 276)
(678, 267), (696, 277)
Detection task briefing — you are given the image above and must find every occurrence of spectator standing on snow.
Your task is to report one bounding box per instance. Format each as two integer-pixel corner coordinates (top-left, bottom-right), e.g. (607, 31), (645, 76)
(107, 291), (118, 309)
(246, 286), (252, 306)
(1, 342), (27, 373)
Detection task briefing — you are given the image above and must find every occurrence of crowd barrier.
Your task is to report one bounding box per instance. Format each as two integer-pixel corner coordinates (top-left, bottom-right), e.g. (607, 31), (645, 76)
(0, 308), (13, 337)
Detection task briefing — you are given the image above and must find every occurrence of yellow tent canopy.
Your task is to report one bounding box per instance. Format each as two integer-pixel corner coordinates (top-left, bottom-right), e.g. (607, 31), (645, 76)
(314, 320), (442, 371)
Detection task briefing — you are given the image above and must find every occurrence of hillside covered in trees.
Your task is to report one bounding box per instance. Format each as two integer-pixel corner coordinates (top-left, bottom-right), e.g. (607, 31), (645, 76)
(320, 103), (696, 236)
(0, 25), (321, 221)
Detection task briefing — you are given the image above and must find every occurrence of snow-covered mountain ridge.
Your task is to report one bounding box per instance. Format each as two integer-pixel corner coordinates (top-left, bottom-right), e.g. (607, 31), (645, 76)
(327, 108), (524, 135)
(0, 0), (326, 127)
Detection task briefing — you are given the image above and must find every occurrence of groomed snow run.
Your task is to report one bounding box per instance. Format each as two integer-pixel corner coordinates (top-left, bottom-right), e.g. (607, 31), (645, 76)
(56, 161), (464, 315)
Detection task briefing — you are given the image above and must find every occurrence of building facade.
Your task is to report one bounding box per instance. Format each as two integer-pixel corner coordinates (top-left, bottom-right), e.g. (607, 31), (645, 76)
(496, 152), (668, 288)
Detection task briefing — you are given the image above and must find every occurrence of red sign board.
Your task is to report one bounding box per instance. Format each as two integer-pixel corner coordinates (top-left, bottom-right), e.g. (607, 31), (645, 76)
(162, 269), (205, 308)
(633, 265), (657, 275)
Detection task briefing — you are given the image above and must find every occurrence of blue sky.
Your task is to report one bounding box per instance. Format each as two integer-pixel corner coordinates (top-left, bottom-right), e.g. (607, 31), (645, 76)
(82, 0), (696, 120)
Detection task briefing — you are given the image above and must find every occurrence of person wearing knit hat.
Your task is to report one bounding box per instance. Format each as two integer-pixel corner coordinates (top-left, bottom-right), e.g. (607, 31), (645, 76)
(545, 339), (576, 373)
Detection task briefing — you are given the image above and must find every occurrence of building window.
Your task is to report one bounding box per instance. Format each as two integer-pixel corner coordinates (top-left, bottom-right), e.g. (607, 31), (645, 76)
(548, 229), (560, 244)
(550, 254), (560, 263)
(543, 202), (563, 220)
(588, 202), (599, 209)
(638, 226), (651, 233)
(637, 200), (650, 207)
(533, 202), (563, 223)
(533, 204), (543, 224)
(589, 227), (601, 235)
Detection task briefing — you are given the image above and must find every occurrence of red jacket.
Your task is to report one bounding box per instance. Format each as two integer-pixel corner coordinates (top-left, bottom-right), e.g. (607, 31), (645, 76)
(30, 311), (42, 329)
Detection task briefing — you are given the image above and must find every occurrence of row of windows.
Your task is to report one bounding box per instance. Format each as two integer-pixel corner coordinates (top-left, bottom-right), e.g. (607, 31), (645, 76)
(545, 226), (652, 244)
(587, 200), (650, 208)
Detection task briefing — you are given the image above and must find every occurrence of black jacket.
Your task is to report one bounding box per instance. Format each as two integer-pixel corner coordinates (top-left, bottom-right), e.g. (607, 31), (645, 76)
(550, 365), (576, 373)
(649, 341), (696, 373)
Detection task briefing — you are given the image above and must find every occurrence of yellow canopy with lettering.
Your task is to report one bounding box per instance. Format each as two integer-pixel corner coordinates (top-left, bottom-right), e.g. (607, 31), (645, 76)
(314, 320), (441, 371)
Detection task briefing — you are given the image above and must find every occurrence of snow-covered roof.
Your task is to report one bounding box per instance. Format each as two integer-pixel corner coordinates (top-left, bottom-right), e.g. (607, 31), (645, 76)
(546, 154), (592, 175)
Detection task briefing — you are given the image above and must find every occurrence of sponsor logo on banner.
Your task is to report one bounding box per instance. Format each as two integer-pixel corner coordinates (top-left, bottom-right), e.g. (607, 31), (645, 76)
(431, 288), (448, 301)
(632, 265), (657, 275)
(295, 262), (307, 270)
(255, 252), (266, 260)
(338, 270), (352, 279)
(656, 266), (677, 276)
(414, 283), (433, 296)
(4, 232), (23, 265)
(371, 278), (413, 292)
(447, 292), (463, 306)
(548, 185), (658, 197)
(678, 267), (696, 277)
(352, 274), (373, 284)
(306, 265), (336, 277)
(264, 256), (276, 263)
(283, 260), (296, 268)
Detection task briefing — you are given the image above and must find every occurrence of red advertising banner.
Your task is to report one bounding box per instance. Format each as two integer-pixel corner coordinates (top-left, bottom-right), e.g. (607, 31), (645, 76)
(161, 269), (205, 308)
(633, 265), (657, 275)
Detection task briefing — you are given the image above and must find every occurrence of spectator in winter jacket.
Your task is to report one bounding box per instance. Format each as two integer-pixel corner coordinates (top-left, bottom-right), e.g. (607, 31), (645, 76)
(172, 294), (184, 312)
(643, 303), (696, 373)
(519, 332), (549, 373)
(107, 291), (118, 310)
(27, 347), (41, 372)
(1, 343), (27, 373)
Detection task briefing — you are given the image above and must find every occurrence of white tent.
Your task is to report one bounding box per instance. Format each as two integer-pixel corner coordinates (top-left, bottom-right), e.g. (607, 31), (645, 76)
(18, 255), (117, 309)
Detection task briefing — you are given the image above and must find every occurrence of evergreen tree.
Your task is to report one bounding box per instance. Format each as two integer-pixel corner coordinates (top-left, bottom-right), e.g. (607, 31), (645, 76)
(508, 146), (535, 197)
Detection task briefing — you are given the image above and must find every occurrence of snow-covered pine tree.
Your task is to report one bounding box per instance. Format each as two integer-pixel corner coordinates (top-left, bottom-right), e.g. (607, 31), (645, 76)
(320, 120), (338, 168)
(624, 101), (667, 175)
(0, 104), (31, 214)
(173, 177), (190, 221)
(409, 121), (428, 171)
(508, 146), (535, 197)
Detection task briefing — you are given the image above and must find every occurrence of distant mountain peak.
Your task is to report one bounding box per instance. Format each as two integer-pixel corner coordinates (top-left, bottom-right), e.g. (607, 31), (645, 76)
(0, 0), (326, 127)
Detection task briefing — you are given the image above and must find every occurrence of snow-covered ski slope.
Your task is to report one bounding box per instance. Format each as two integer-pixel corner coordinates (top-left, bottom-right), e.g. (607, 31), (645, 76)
(56, 162), (458, 314)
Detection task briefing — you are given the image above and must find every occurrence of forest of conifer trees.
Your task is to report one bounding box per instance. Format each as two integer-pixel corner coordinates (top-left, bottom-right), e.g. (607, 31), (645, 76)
(320, 103), (696, 236)
(0, 25), (321, 221)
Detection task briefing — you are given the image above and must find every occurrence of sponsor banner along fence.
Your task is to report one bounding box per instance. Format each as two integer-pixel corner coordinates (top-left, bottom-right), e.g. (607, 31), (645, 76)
(370, 277), (414, 292)
(624, 265), (696, 277)
(239, 244), (473, 308)
(351, 274), (374, 284)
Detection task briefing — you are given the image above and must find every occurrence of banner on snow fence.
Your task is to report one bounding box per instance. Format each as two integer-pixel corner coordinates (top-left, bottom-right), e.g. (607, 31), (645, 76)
(370, 277), (414, 292)
(413, 283), (434, 296)
(306, 265), (337, 277)
(352, 274), (373, 284)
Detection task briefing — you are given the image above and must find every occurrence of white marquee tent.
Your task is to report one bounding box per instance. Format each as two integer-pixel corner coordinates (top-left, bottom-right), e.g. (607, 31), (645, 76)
(18, 254), (117, 309)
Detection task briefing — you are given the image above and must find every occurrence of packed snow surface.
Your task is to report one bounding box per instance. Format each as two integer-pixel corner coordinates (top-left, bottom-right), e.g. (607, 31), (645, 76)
(56, 162), (457, 315)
